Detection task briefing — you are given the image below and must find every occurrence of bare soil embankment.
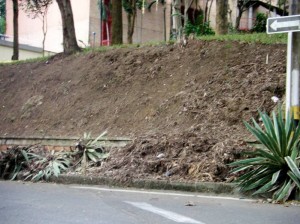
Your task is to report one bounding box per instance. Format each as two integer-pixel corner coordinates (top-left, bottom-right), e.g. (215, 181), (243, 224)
(0, 40), (286, 182)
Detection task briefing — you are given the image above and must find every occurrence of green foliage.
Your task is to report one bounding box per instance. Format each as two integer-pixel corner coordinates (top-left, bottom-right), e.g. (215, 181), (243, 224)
(0, 0), (5, 34)
(228, 23), (238, 34)
(277, 0), (287, 9)
(0, 132), (110, 182)
(122, 0), (144, 14)
(74, 132), (110, 173)
(184, 15), (215, 36)
(0, 0), (5, 17)
(25, 150), (71, 181)
(0, 146), (38, 180)
(0, 16), (5, 34)
(252, 13), (267, 33)
(230, 109), (300, 202)
(198, 33), (287, 44)
(20, 0), (52, 18)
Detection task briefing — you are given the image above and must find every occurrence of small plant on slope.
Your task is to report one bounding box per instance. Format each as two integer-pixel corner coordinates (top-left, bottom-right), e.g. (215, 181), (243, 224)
(230, 109), (300, 202)
(0, 146), (38, 180)
(25, 150), (71, 181)
(73, 132), (109, 173)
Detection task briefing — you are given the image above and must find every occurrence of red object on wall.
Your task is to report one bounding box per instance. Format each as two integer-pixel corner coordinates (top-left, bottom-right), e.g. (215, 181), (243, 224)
(101, 0), (112, 46)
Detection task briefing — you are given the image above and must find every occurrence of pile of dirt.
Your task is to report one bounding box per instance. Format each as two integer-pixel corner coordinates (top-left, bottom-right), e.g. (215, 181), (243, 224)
(0, 40), (287, 182)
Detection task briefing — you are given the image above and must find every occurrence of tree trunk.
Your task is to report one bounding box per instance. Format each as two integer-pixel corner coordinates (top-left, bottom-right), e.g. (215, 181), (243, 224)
(208, 0), (213, 22)
(126, 0), (136, 44)
(111, 0), (123, 45)
(172, 0), (182, 42)
(235, 10), (243, 30)
(56, 0), (81, 54)
(11, 0), (18, 60)
(215, 0), (228, 35)
(184, 0), (194, 28)
(42, 8), (48, 57)
(204, 0), (209, 22)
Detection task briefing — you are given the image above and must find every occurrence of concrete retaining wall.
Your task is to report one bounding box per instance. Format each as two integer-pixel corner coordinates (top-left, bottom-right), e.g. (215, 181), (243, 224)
(0, 136), (132, 151)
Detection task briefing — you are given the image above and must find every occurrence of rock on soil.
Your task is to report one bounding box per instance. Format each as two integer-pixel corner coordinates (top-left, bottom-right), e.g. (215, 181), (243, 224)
(0, 40), (286, 182)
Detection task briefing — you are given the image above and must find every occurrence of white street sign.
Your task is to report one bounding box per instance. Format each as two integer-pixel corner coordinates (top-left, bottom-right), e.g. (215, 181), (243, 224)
(267, 15), (300, 34)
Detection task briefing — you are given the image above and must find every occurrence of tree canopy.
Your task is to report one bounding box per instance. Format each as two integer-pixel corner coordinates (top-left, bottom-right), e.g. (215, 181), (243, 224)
(0, 0), (5, 17)
(21, 0), (52, 17)
(0, 0), (5, 34)
(22, 0), (80, 54)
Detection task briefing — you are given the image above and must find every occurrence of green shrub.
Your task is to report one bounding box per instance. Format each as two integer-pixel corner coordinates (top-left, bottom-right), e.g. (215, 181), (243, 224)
(0, 146), (35, 180)
(73, 132), (109, 173)
(0, 146), (39, 180)
(0, 132), (110, 181)
(252, 13), (267, 33)
(184, 15), (215, 37)
(230, 109), (300, 202)
(0, 17), (6, 34)
(25, 150), (71, 181)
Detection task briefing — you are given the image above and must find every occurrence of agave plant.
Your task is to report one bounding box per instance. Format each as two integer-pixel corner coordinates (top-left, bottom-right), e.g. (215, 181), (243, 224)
(230, 109), (300, 202)
(25, 150), (71, 181)
(73, 131), (110, 173)
(0, 146), (38, 180)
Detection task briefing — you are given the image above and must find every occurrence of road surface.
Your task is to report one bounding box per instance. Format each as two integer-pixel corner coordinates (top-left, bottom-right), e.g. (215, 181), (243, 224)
(0, 181), (299, 224)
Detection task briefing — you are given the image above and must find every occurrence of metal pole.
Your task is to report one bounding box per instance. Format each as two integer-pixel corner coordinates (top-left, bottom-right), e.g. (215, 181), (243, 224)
(163, 7), (166, 42)
(289, 0), (300, 120)
(286, 32), (292, 118)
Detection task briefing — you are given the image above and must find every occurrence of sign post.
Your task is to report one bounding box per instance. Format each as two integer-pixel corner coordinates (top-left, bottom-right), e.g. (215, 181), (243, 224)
(267, 0), (300, 120)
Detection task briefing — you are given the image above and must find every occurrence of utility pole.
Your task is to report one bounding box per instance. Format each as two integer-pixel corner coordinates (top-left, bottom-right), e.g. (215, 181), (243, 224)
(288, 0), (300, 120)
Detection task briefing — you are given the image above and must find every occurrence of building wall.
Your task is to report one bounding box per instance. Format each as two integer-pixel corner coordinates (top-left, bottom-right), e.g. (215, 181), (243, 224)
(3, 0), (283, 54)
(199, 0), (282, 30)
(5, 0), (90, 53)
(0, 40), (53, 61)
(124, 3), (171, 44)
(89, 0), (101, 46)
(0, 45), (41, 61)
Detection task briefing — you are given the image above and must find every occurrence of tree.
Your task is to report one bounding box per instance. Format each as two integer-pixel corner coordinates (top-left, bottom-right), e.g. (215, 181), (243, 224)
(11, 0), (19, 60)
(204, 0), (213, 23)
(22, 0), (80, 54)
(171, 0), (182, 42)
(55, 0), (81, 54)
(0, 0), (4, 16)
(184, 0), (194, 28)
(122, 0), (138, 44)
(278, 0), (287, 11)
(21, 0), (51, 56)
(235, 0), (252, 30)
(215, 0), (228, 34)
(0, 0), (6, 34)
(111, 0), (123, 45)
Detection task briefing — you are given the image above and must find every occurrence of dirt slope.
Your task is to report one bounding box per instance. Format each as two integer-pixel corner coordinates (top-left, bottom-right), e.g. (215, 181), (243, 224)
(0, 40), (287, 182)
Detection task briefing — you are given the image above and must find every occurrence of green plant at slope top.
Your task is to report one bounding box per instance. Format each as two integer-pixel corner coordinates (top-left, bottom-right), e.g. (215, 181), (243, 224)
(0, 17), (6, 34)
(252, 13), (267, 33)
(73, 132), (110, 173)
(230, 109), (300, 202)
(184, 15), (215, 37)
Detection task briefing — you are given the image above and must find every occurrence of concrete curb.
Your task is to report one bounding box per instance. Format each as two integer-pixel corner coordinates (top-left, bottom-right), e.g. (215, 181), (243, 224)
(49, 174), (243, 197)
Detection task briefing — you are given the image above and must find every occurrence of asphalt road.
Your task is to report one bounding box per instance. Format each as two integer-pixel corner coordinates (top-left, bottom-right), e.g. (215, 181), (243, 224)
(0, 181), (299, 224)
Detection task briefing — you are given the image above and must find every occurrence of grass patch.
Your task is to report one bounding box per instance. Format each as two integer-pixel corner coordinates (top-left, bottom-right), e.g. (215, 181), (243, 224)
(0, 56), (50, 67)
(82, 40), (171, 54)
(0, 33), (286, 66)
(197, 33), (287, 44)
